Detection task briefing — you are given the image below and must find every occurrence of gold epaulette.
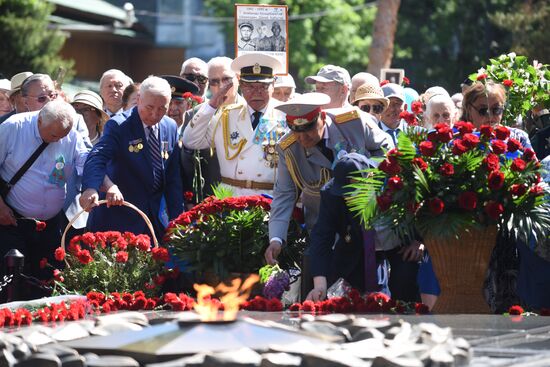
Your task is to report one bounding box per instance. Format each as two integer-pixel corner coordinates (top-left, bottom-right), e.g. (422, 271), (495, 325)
(334, 109), (360, 124)
(278, 133), (297, 150)
(221, 102), (245, 112)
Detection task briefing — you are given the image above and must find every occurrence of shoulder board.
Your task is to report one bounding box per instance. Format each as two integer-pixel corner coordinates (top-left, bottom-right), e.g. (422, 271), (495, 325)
(334, 109), (360, 124)
(221, 103), (245, 112)
(278, 133), (297, 150)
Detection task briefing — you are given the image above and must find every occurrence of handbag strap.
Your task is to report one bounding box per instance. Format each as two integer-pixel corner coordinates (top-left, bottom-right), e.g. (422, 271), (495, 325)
(8, 141), (49, 186)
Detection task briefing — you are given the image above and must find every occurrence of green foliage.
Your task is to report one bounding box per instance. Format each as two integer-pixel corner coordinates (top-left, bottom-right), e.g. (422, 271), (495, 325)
(202, 0), (375, 89)
(469, 54), (550, 125)
(0, 0), (74, 79)
(212, 183), (235, 199)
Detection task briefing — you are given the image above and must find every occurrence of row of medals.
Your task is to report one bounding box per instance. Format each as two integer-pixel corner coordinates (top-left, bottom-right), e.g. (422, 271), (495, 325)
(129, 143), (169, 159)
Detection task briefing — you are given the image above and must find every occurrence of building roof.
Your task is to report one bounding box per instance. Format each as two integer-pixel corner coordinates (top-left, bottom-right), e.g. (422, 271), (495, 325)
(48, 0), (128, 23)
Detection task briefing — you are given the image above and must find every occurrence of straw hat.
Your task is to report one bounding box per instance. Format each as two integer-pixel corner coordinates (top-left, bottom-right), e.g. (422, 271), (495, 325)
(8, 71), (33, 96)
(353, 81), (389, 108)
(72, 90), (109, 124)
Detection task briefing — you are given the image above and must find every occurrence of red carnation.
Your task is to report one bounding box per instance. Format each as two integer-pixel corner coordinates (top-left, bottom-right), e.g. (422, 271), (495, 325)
(39, 257), (48, 269)
(54, 247), (65, 262)
(462, 133), (480, 148)
(152, 247), (171, 262)
(76, 249), (93, 265)
(484, 200), (504, 220)
(523, 148), (536, 162)
(35, 221), (46, 232)
(508, 305), (524, 315)
(380, 80), (389, 87)
(458, 191), (477, 210)
(419, 141), (436, 156)
(484, 153), (500, 171)
(379, 157), (401, 175)
(507, 138), (522, 153)
(439, 163), (454, 176)
(412, 157), (428, 171)
(495, 126), (511, 140)
(530, 185), (544, 196)
(488, 170), (505, 190)
(402, 76), (410, 85)
(540, 308), (550, 316)
(428, 197), (445, 214)
(115, 251), (128, 263)
(81, 232), (96, 246)
(411, 101), (423, 114)
(266, 298), (283, 312)
(503, 79), (514, 87)
(510, 184), (527, 197)
(511, 158), (526, 172)
(452, 139), (469, 155)
(301, 300), (316, 313)
(53, 269), (64, 282)
(182, 92), (194, 99)
(288, 303), (302, 311)
(415, 303), (430, 314)
(376, 193), (393, 212)
(184, 191), (194, 202)
(476, 73), (488, 81)
(479, 125), (493, 139)
(387, 176), (404, 191)
(454, 121), (474, 135)
(491, 140), (507, 155)
(153, 274), (166, 286)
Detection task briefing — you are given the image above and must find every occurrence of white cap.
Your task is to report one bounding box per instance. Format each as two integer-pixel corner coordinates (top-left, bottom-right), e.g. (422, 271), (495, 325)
(231, 53), (284, 83)
(274, 74), (296, 88)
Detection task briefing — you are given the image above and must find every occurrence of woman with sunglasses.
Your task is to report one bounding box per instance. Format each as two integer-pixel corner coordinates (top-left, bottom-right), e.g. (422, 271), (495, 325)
(462, 81), (532, 149)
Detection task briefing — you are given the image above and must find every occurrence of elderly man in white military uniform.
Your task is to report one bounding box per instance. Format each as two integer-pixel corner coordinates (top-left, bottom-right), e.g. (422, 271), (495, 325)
(265, 93), (394, 264)
(183, 53), (287, 196)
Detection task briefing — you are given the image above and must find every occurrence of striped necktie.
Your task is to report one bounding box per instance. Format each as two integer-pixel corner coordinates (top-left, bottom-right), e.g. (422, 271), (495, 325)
(147, 126), (163, 191)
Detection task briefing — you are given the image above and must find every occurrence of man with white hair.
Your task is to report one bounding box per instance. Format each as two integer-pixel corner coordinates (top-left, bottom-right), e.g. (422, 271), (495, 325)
(180, 57), (209, 99)
(99, 69), (133, 116)
(81, 76), (183, 239)
(273, 74), (297, 102)
(0, 100), (88, 282)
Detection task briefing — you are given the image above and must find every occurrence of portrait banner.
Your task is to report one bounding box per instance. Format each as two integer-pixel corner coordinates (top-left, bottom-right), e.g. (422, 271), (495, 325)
(234, 4), (289, 74)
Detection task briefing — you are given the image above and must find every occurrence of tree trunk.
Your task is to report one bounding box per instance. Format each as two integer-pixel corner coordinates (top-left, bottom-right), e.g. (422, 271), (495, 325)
(367, 0), (401, 79)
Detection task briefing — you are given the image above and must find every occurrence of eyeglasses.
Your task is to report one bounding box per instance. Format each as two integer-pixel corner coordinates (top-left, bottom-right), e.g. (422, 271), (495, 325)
(209, 76), (233, 87)
(474, 106), (504, 117)
(74, 106), (95, 114)
(359, 104), (384, 114)
(27, 92), (58, 103)
(240, 82), (270, 92)
(182, 73), (208, 85)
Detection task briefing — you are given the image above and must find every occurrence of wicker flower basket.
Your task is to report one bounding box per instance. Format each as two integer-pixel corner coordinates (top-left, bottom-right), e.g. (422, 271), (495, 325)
(424, 226), (498, 314)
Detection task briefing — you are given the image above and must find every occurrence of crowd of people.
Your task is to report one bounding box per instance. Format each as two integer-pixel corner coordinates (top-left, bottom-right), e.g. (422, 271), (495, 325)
(0, 50), (548, 311)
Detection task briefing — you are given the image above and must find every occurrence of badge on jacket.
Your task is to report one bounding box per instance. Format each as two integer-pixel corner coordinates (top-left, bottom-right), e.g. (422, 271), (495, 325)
(128, 138), (143, 153)
(49, 155), (66, 187)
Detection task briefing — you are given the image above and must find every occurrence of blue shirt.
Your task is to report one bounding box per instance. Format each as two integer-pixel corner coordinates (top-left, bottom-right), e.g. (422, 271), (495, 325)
(0, 111), (89, 220)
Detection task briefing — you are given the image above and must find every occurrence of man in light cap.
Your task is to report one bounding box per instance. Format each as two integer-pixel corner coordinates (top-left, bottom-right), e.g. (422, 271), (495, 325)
(380, 83), (407, 146)
(183, 53), (287, 196)
(273, 74), (297, 102)
(305, 65), (351, 109)
(0, 71), (33, 124)
(265, 92), (393, 266)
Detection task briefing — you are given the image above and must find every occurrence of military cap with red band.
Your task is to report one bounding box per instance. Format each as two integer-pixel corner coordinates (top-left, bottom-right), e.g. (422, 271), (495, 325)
(275, 92), (331, 132)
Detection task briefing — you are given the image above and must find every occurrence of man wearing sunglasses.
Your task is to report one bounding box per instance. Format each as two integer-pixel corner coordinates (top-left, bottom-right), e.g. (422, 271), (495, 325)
(180, 57), (209, 99)
(183, 53), (287, 197)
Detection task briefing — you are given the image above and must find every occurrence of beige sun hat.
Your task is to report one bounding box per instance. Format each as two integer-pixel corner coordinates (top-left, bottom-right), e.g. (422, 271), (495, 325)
(352, 81), (389, 108)
(0, 79), (10, 93)
(8, 71), (33, 96)
(72, 90), (110, 124)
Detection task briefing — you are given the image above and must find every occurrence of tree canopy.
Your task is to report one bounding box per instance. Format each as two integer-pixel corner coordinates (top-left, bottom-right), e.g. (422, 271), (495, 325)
(0, 0), (74, 80)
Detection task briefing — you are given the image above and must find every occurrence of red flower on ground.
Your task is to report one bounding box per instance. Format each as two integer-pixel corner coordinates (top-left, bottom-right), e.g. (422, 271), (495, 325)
(508, 305), (524, 315)
(439, 163), (455, 176)
(511, 158), (526, 172)
(495, 126), (511, 140)
(540, 308), (550, 316)
(39, 258), (48, 269)
(503, 79), (514, 87)
(419, 141), (436, 156)
(428, 197), (445, 214)
(485, 200), (504, 220)
(415, 303), (430, 314)
(35, 221), (47, 232)
(115, 251), (129, 263)
(266, 298), (283, 312)
(54, 247), (65, 262)
(458, 192), (478, 210)
(488, 170), (505, 190)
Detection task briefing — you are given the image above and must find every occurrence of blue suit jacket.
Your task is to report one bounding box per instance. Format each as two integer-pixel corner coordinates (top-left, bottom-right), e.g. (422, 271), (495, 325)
(82, 107), (183, 241)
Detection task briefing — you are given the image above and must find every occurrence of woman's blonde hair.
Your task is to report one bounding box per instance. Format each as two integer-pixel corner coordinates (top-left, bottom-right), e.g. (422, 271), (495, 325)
(461, 81), (505, 121)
